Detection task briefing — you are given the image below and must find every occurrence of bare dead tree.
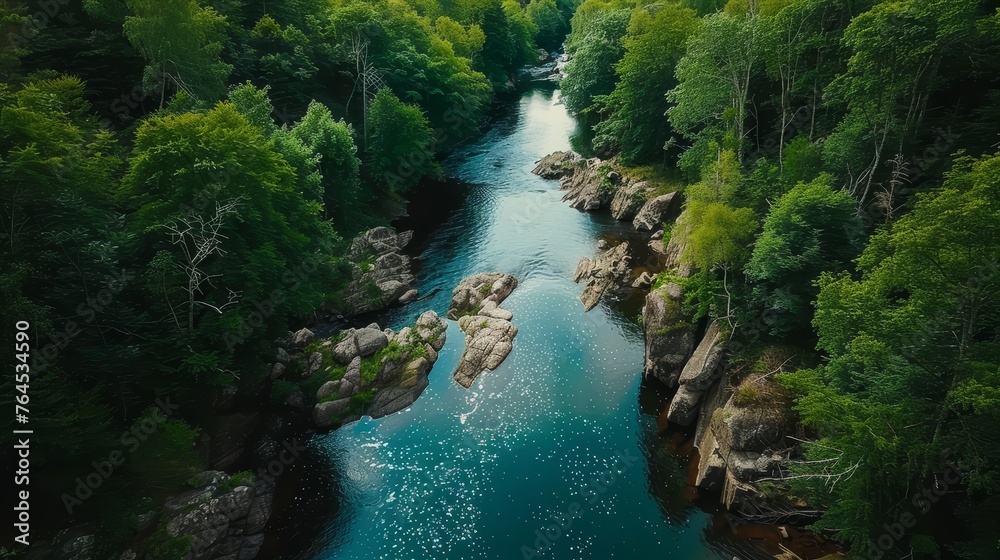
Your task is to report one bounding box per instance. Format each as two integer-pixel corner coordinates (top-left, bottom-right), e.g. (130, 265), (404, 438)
(875, 153), (909, 222)
(163, 198), (243, 332)
(758, 437), (862, 492)
(345, 32), (388, 149)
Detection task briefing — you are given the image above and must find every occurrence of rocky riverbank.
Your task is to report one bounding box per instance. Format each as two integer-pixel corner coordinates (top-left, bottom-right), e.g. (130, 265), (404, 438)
(536, 149), (822, 549)
(326, 227), (419, 318)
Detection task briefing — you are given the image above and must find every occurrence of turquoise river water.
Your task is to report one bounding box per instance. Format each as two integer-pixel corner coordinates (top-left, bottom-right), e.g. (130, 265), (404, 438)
(285, 84), (747, 560)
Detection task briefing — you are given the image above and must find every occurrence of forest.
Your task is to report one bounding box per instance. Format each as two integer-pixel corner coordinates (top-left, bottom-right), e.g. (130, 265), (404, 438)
(559, 0), (1000, 557)
(1, 0), (999, 558)
(0, 0), (568, 555)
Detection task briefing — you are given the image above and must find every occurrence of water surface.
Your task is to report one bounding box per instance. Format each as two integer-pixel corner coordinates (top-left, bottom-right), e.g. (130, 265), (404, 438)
(306, 86), (735, 560)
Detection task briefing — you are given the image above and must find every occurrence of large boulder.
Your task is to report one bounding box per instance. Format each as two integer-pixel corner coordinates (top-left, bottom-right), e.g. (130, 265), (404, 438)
(633, 192), (683, 231)
(642, 283), (697, 387)
(610, 181), (652, 221)
(454, 315), (518, 388)
(154, 469), (274, 560)
(450, 273), (519, 388)
(719, 378), (798, 453)
(312, 312), (448, 427)
(561, 158), (615, 211)
(415, 310), (448, 351)
(573, 242), (631, 311)
(331, 327), (389, 364)
(313, 398), (351, 428)
(531, 150), (581, 179)
(346, 226), (413, 260)
(667, 321), (726, 426)
(447, 272), (518, 320)
(290, 328), (314, 348)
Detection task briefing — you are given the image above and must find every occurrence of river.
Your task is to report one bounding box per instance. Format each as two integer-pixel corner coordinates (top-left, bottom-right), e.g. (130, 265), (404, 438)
(272, 83), (753, 560)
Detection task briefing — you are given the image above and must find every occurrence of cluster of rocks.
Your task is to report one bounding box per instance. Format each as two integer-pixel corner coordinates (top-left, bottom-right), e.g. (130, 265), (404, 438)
(573, 242), (632, 311)
(34, 472), (274, 560)
(532, 151), (684, 232)
(642, 286), (801, 509)
(532, 151), (611, 211)
(448, 272), (519, 388)
(331, 227), (419, 317)
(522, 52), (565, 82)
(532, 150), (689, 310)
(648, 221), (692, 278)
(157, 471), (273, 560)
(532, 155), (805, 518)
(693, 371), (800, 508)
(308, 312), (448, 427)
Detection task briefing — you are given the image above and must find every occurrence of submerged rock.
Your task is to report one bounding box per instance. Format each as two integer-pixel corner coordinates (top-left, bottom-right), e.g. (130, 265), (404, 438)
(573, 242), (631, 311)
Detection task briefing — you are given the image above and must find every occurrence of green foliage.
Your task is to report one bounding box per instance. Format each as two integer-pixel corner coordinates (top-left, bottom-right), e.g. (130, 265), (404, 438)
(360, 356), (382, 384)
(123, 0), (233, 103)
(560, 7), (630, 114)
(350, 389), (376, 411)
(145, 527), (192, 560)
(678, 200), (757, 272)
(667, 11), (761, 167)
(593, 3), (698, 162)
(368, 88), (437, 193)
(746, 174), (861, 334)
(270, 380), (297, 404)
(289, 100), (365, 230)
(128, 408), (203, 501)
(527, 0), (568, 50)
(782, 152), (1000, 554)
(218, 470), (255, 493)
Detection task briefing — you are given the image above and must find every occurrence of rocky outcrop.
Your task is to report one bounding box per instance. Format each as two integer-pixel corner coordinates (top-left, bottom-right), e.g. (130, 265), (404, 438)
(309, 312), (447, 428)
(633, 192), (683, 231)
(159, 471), (274, 560)
(332, 227), (417, 317)
(532, 151), (614, 211)
(454, 316), (519, 388)
(610, 181), (652, 220)
(573, 242), (631, 311)
(666, 321), (726, 426)
(450, 273), (519, 388)
(531, 150), (582, 179)
(688, 350), (802, 517)
(642, 283), (697, 387)
(447, 272), (518, 320)
(648, 211), (692, 278)
(693, 380), (798, 494)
